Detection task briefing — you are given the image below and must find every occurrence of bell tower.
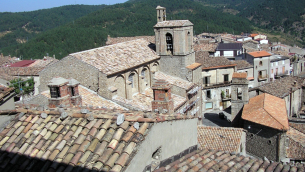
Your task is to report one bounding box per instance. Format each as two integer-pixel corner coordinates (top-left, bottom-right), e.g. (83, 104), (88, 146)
(154, 6), (195, 81)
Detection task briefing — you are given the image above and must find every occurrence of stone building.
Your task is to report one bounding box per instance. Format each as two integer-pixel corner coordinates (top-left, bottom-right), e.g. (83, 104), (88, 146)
(39, 6), (202, 116)
(246, 50), (272, 87)
(251, 76), (303, 117)
(242, 93), (289, 161)
(231, 72), (249, 126)
(196, 56), (236, 111)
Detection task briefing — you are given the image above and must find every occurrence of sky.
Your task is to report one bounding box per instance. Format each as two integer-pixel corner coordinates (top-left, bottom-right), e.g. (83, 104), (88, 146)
(0, 0), (128, 12)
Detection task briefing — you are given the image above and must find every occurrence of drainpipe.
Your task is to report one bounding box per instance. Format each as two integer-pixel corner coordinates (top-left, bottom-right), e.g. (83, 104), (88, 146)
(290, 87), (293, 117)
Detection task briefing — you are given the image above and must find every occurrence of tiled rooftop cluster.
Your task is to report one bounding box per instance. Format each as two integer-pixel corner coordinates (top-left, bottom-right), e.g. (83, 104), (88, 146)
(0, 108), (196, 172)
(70, 39), (160, 75)
(154, 20), (193, 27)
(256, 76), (304, 98)
(194, 43), (217, 52)
(28, 57), (59, 68)
(0, 67), (44, 76)
(0, 85), (14, 101)
(233, 60), (253, 69)
(0, 56), (19, 67)
(197, 126), (244, 153)
(154, 149), (305, 172)
(106, 36), (155, 45)
(195, 56), (236, 69)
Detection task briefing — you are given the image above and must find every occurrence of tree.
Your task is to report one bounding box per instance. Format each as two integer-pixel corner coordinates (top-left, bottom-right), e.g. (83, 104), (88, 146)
(9, 77), (35, 99)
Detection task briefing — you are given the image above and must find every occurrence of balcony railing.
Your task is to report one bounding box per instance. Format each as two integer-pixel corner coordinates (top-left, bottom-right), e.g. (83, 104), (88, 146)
(258, 75), (268, 81)
(203, 81), (231, 89)
(275, 70), (289, 77)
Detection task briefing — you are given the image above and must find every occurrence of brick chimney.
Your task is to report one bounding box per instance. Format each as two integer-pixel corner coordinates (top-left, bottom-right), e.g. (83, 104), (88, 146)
(48, 77), (82, 108)
(151, 79), (174, 114)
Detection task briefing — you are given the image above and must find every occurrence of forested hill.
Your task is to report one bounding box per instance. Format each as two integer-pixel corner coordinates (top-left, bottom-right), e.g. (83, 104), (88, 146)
(194, 0), (305, 45)
(1, 0), (253, 59)
(0, 5), (106, 50)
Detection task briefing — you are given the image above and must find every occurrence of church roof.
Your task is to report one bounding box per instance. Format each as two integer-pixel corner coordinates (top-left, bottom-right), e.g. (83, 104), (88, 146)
(154, 20), (193, 27)
(242, 93), (289, 131)
(70, 39), (159, 76)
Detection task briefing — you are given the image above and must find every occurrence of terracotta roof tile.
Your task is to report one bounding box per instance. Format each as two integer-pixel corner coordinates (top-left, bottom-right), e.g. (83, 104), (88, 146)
(154, 20), (193, 27)
(155, 72), (194, 90)
(286, 127), (305, 159)
(233, 60), (253, 69)
(70, 39), (159, 75)
(247, 50), (271, 58)
(232, 72), (247, 79)
(106, 35), (155, 45)
(0, 107), (196, 172)
(242, 93), (289, 130)
(186, 63), (202, 70)
(256, 76), (303, 98)
(195, 56), (236, 69)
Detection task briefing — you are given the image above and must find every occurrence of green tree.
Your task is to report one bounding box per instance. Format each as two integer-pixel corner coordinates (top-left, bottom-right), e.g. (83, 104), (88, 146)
(9, 77), (34, 96)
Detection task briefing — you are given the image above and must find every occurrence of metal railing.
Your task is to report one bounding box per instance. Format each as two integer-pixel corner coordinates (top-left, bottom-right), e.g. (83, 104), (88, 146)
(203, 81), (231, 88)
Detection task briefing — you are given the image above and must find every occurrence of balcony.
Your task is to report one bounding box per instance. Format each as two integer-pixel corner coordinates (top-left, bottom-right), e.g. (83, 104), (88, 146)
(203, 81), (231, 89)
(258, 75), (268, 81)
(275, 70), (289, 78)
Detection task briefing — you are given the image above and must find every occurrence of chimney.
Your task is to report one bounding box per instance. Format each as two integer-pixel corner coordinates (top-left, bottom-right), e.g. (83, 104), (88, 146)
(156, 6), (166, 22)
(151, 79), (174, 114)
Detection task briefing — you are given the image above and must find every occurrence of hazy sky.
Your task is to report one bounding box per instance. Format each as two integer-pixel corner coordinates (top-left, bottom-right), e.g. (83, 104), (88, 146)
(0, 0), (128, 12)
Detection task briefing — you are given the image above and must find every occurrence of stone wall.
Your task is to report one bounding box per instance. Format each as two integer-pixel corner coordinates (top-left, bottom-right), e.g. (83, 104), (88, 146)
(244, 121), (282, 161)
(39, 56), (100, 93)
(125, 118), (197, 172)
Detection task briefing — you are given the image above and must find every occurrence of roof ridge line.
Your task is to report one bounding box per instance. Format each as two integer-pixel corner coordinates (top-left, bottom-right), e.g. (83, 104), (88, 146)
(264, 94), (287, 130)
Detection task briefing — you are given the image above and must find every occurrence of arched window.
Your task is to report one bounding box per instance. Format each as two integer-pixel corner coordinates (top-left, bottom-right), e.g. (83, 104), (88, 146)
(128, 73), (135, 88)
(166, 33), (173, 54)
(141, 68), (146, 80)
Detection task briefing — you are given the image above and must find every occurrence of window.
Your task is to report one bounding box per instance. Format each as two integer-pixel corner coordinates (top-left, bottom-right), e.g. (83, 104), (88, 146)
(203, 77), (210, 86)
(50, 87), (60, 98)
(259, 61), (262, 66)
(271, 69), (273, 74)
(206, 90), (211, 99)
(141, 68), (147, 82)
(205, 102), (213, 109)
(71, 87), (75, 96)
(271, 63), (273, 67)
(224, 74), (229, 83)
(275, 62), (278, 66)
(128, 73), (135, 88)
(166, 33), (173, 54)
(282, 60), (285, 65)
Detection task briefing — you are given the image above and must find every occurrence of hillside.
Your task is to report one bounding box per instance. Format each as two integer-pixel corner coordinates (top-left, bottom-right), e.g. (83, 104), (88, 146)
(195, 0), (305, 46)
(1, 0), (253, 59)
(0, 5), (106, 50)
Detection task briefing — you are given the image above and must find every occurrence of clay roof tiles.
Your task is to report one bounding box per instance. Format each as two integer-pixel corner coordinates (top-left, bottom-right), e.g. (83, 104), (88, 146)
(256, 76), (303, 98)
(153, 149), (305, 172)
(286, 127), (305, 159)
(106, 36), (155, 45)
(233, 60), (253, 69)
(186, 63), (201, 70)
(247, 50), (272, 58)
(154, 72), (194, 90)
(242, 93), (289, 131)
(0, 108), (195, 172)
(154, 20), (193, 27)
(70, 39), (160, 75)
(197, 126), (244, 153)
(232, 72), (247, 79)
(195, 56), (236, 69)
(0, 67), (44, 76)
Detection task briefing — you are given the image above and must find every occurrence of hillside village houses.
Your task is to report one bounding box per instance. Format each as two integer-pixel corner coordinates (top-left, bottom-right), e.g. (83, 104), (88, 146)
(0, 5), (305, 171)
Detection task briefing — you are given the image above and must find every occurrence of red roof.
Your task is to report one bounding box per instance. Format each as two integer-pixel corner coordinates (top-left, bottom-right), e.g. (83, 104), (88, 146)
(9, 60), (35, 67)
(247, 51), (271, 58)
